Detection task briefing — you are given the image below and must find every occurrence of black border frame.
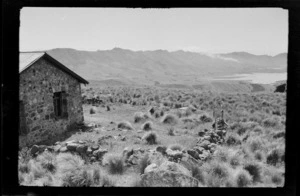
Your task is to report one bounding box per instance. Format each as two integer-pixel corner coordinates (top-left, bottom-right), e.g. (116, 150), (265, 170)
(1, 0), (299, 195)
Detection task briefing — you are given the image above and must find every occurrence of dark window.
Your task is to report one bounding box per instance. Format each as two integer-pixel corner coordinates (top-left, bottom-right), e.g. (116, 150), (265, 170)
(53, 91), (68, 119)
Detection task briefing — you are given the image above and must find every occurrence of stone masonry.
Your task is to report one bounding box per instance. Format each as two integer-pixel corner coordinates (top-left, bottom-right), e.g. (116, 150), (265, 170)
(19, 57), (86, 147)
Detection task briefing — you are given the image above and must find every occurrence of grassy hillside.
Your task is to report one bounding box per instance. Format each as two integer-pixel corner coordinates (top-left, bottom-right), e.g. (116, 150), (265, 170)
(19, 86), (285, 187)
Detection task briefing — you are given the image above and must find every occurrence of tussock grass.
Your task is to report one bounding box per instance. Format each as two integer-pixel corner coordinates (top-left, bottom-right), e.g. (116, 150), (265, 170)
(199, 113), (213, 123)
(235, 169), (252, 187)
(141, 121), (153, 131)
(161, 114), (178, 125)
(106, 154), (125, 175)
(243, 161), (262, 183)
(266, 148), (284, 166)
(117, 121), (133, 130)
(190, 165), (205, 185)
(134, 112), (149, 123)
(62, 167), (93, 187)
(205, 161), (232, 187)
(262, 116), (280, 128)
(167, 127), (175, 136)
(168, 144), (184, 151)
(225, 132), (242, 146)
(142, 131), (158, 145)
(90, 107), (96, 114)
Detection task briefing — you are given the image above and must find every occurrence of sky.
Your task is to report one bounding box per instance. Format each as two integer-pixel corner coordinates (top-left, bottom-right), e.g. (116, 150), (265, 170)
(20, 8), (288, 56)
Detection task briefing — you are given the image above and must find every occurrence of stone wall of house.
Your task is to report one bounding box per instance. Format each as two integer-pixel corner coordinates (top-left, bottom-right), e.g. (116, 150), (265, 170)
(19, 57), (84, 147)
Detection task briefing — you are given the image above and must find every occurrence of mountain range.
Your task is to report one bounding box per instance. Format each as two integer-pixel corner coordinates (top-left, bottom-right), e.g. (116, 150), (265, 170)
(46, 48), (287, 86)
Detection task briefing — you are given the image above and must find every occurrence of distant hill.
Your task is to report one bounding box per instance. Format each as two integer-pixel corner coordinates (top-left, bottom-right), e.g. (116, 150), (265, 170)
(46, 48), (287, 86)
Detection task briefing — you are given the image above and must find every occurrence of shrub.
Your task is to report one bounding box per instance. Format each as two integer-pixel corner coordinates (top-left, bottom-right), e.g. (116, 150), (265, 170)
(141, 121), (153, 131)
(236, 170), (252, 187)
(243, 162), (262, 183)
(169, 144), (184, 151)
(161, 114), (178, 125)
(117, 121), (133, 130)
(139, 154), (150, 174)
(62, 168), (93, 187)
(90, 107), (96, 114)
(107, 154), (125, 175)
(225, 133), (241, 146)
(191, 165), (205, 185)
(266, 148), (284, 166)
(199, 113), (213, 123)
(142, 131), (158, 145)
(167, 127), (175, 136)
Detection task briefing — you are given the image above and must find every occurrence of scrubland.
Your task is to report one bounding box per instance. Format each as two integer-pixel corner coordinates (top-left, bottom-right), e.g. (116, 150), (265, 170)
(19, 85), (286, 187)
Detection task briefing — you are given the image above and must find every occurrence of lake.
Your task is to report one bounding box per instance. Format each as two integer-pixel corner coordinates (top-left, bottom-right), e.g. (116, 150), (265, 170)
(213, 72), (287, 84)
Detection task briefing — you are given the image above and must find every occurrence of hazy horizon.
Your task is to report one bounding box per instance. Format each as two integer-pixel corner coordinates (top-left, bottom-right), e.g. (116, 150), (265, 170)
(20, 8), (288, 56)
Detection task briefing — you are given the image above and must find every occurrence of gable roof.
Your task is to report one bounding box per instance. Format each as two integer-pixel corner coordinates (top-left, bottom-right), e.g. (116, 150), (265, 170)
(19, 52), (89, 84)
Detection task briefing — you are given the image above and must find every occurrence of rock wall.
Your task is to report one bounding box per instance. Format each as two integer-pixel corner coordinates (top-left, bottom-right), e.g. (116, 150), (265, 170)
(19, 57), (84, 147)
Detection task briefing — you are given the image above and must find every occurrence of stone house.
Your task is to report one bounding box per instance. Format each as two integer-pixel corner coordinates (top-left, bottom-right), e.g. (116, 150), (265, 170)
(19, 52), (89, 147)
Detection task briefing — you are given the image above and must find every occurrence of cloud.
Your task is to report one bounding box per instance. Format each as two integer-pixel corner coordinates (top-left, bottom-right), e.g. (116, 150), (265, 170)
(180, 46), (239, 62)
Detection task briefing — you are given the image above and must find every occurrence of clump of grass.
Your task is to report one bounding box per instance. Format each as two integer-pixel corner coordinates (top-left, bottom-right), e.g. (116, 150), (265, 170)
(167, 127), (175, 136)
(246, 137), (266, 153)
(199, 113), (213, 123)
(90, 107), (96, 114)
(141, 121), (153, 131)
(117, 121), (133, 130)
(27, 160), (46, 179)
(106, 154), (125, 175)
(253, 125), (264, 134)
(142, 131), (158, 145)
(206, 161), (231, 187)
(229, 154), (242, 168)
(235, 169), (252, 187)
(133, 112), (149, 123)
(266, 148), (284, 166)
(139, 154), (150, 174)
(36, 151), (57, 173)
(262, 116), (280, 128)
(62, 168), (93, 187)
(190, 165), (205, 185)
(271, 173), (283, 186)
(100, 174), (115, 187)
(254, 151), (265, 162)
(225, 132), (242, 146)
(243, 162), (262, 183)
(161, 114), (178, 125)
(19, 162), (30, 173)
(169, 144), (184, 151)
(56, 153), (85, 174)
